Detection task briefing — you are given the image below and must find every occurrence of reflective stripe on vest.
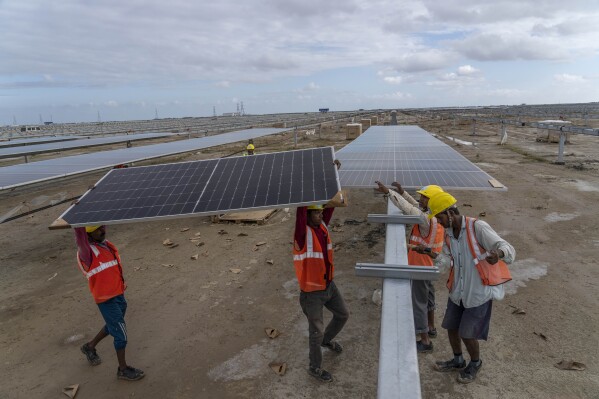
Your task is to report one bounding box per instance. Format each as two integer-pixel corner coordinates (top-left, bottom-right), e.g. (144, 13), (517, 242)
(76, 241), (125, 303)
(408, 218), (444, 267)
(83, 259), (119, 280)
(293, 223), (334, 292)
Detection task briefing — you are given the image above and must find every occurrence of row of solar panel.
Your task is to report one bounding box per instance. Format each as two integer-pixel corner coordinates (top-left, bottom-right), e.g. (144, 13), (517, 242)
(0, 132), (171, 159)
(0, 128), (289, 190)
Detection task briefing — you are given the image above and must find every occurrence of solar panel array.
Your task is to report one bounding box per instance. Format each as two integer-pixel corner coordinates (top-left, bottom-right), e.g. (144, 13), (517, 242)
(59, 147), (339, 226)
(0, 132), (172, 159)
(0, 128), (289, 191)
(0, 136), (82, 148)
(336, 126), (506, 190)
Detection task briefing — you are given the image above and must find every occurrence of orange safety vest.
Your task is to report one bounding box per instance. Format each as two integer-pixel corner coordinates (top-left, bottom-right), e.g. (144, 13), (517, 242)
(408, 217), (444, 267)
(77, 241), (126, 304)
(445, 217), (512, 291)
(293, 223), (334, 292)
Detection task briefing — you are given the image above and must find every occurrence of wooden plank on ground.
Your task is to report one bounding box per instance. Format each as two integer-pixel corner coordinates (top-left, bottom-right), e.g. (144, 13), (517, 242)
(488, 178), (505, 188)
(212, 209), (277, 225)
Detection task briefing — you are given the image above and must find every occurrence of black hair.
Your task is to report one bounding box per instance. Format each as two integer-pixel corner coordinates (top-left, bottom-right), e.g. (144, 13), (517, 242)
(448, 206), (460, 215)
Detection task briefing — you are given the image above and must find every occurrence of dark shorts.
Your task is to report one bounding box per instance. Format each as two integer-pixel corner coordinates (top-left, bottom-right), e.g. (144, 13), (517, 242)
(97, 294), (128, 350)
(441, 298), (492, 341)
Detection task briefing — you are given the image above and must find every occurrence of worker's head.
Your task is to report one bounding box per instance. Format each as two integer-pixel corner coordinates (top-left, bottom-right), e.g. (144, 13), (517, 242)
(427, 192), (459, 228)
(307, 204), (324, 227)
(246, 143), (255, 155)
(86, 225), (106, 242)
(416, 184), (444, 211)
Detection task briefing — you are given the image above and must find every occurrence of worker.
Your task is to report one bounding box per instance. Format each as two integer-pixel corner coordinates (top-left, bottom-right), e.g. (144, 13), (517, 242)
(244, 143), (255, 156)
(427, 192), (515, 384)
(375, 181), (445, 353)
(75, 225), (145, 381)
(293, 159), (349, 382)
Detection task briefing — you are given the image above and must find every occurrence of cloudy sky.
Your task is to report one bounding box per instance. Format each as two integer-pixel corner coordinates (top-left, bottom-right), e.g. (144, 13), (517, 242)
(1, 0), (598, 124)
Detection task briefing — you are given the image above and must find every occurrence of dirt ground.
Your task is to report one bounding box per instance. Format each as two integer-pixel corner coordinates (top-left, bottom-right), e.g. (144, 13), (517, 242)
(1, 115), (599, 399)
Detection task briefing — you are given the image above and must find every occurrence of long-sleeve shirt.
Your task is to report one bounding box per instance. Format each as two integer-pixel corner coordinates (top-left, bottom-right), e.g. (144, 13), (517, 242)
(444, 216), (516, 308)
(74, 227), (109, 268)
(294, 206), (334, 278)
(387, 190), (429, 236)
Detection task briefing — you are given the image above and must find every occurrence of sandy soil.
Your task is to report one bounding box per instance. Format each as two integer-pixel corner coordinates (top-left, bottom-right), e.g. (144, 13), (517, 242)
(1, 116), (598, 399)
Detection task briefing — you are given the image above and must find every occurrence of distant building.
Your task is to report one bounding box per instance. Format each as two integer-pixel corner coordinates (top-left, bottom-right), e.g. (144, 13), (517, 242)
(319, 108), (329, 113)
(20, 125), (41, 132)
(222, 112), (240, 117)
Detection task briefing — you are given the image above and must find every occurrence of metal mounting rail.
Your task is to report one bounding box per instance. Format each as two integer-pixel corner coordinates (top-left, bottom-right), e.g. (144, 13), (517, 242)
(369, 201), (421, 398)
(367, 214), (422, 225)
(356, 263), (440, 280)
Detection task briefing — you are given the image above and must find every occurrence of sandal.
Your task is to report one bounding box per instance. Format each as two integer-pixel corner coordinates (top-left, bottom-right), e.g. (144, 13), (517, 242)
(434, 357), (466, 372)
(117, 366), (145, 381)
(428, 328), (438, 338)
(80, 343), (101, 366)
(308, 366), (333, 382)
(321, 341), (343, 353)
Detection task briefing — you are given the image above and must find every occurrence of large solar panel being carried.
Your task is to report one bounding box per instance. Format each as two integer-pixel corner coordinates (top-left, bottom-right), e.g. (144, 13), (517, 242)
(0, 128), (289, 191)
(56, 147), (340, 227)
(336, 125), (506, 190)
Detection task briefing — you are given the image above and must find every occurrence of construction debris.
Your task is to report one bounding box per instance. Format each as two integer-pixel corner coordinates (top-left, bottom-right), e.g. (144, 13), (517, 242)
(163, 239), (173, 246)
(554, 360), (586, 371)
(265, 328), (281, 339)
(180, 228), (190, 232)
(255, 241), (266, 246)
(218, 230), (228, 235)
(266, 259), (274, 265)
(191, 254), (199, 260)
(62, 384), (79, 398)
(230, 268), (242, 274)
(269, 362), (287, 376)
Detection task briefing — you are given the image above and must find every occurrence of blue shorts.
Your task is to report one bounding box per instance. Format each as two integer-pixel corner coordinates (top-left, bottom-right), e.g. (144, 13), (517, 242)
(441, 298), (492, 341)
(97, 294), (128, 350)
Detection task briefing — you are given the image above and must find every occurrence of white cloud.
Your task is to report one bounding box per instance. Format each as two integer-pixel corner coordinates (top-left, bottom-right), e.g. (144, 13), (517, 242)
(554, 73), (585, 83)
(457, 65), (479, 76)
(215, 81), (231, 88)
(450, 33), (568, 61)
(391, 49), (455, 73)
(383, 76), (402, 84)
(105, 100), (118, 107)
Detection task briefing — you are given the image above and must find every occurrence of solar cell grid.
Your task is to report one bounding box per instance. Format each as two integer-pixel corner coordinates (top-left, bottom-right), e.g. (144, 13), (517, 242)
(60, 147), (340, 226)
(337, 126), (506, 190)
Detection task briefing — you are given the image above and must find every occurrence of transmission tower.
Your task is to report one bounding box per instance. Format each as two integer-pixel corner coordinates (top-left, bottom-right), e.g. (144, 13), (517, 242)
(213, 106), (216, 117)
(13, 115), (17, 125)
(236, 103), (240, 115)
(97, 111), (101, 123)
(240, 101), (245, 116)
(155, 107), (159, 119)
(39, 114), (43, 124)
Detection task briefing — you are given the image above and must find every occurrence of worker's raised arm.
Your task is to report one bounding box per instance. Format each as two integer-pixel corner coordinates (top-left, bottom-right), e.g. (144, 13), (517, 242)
(294, 207), (308, 249)
(74, 227), (92, 269)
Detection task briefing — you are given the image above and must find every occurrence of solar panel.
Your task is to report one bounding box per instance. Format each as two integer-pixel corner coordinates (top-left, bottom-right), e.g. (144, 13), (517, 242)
(58, 147), (339, 227)
(336, 126), (506, 190)
(0, 128), (289, 191)
(0, 136), (82, 148)
(0, 132), (172, 159)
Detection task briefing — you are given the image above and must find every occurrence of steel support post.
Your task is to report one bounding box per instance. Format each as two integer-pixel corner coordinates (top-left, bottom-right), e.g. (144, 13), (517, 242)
(556, 132), (566, 164)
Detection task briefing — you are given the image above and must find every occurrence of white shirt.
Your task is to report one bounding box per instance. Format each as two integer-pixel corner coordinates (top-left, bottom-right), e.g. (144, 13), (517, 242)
(387, 190), (429, 236)
(444, 216), (516, 308)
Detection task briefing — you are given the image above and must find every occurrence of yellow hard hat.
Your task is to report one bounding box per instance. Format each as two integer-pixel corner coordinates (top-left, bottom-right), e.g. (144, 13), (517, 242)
(427, 192), (457, 219)
(85, 225), (101, 233)
(307, 204), (324, 210)
(246, 144), (255, 150)
(416, 184), (444, 199)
